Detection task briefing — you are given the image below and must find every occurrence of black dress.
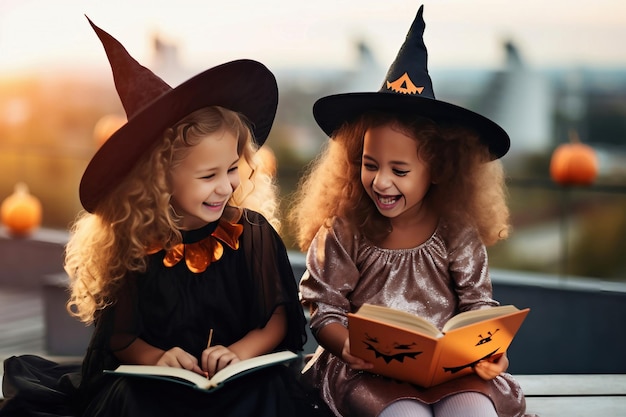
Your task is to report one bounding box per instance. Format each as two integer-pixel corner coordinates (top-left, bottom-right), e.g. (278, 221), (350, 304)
(1, 209), (309, 417)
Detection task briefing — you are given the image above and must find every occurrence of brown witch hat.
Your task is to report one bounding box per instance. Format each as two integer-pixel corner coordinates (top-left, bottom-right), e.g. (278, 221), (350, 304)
(312, 5), (509, 159)
(79, 18), (278, 213)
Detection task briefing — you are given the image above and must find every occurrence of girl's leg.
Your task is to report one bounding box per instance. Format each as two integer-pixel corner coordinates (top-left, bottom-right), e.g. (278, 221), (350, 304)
(433, 392), (497, 417)
(378, 399), (433, 417)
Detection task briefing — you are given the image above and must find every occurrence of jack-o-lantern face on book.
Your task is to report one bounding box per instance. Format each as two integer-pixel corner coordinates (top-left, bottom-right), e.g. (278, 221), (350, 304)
(363, 333), (424, 364)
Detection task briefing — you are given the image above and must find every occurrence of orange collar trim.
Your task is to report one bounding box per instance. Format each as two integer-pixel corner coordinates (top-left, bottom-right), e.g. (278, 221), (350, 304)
(147, 219), (243, 273)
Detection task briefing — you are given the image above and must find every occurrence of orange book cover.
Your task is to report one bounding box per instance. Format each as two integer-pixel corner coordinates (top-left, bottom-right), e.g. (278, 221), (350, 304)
(348, 304), (529, 388)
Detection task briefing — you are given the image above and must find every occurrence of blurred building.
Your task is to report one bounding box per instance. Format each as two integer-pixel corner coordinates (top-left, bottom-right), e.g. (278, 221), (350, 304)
(477, 41), (554, 159)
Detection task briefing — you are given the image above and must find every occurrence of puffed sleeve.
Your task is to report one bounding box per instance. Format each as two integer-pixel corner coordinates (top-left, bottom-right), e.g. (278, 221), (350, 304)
(444, 221), (499, 312)
(79, 274), (142, 390)
(239, 209), (308, 352)
(300, 217), (361, 335)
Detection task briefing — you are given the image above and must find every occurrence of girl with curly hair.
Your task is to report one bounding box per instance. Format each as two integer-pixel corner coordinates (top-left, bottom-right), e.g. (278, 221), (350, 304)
(289, 5), (529, 417)
(1, 18), (306, 417)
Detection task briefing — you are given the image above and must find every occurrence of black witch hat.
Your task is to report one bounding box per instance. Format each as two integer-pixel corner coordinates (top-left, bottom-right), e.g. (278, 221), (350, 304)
(313, 5), (509, 159)
(79, 18), (278, 213)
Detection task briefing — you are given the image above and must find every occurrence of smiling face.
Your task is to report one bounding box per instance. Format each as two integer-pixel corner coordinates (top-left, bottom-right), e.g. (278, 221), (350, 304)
(361, 124), (432, 224)
(169, 128), (240, 230)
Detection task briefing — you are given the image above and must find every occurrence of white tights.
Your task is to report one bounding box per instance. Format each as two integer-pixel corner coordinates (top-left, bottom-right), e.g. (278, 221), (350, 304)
(378, 392), (498, 417)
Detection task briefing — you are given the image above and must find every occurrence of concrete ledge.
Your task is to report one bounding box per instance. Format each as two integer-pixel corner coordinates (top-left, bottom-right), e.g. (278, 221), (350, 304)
(517, 374), (626, 417)
(4, 230), (626, 376)
(42, 274), (92, 357)
(491, 269), (626, 375)
(3, 372), (625, 415)
(517, 374), (626, 396)
(0, 228), (68, 289)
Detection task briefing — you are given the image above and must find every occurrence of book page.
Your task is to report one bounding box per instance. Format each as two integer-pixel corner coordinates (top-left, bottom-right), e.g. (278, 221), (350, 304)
(111, 365), (212, 389)
(355, 303), (442, 337)
(442, 305), (520, 332)
(209, 350), (298, 386)
(110, 350), (298, 390)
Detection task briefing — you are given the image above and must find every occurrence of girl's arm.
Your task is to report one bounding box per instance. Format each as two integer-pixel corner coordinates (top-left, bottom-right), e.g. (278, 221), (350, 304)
(201, 305), (287, 377)
(316, 322), (347, 358)
(317, 322), (373, 371)
(114, 306), (288, 377)
(114, 336), (204, 374)
(229, 305), (287, 359)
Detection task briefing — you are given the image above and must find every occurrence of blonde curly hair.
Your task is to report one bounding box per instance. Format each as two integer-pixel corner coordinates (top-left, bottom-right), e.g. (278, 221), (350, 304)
(289, 112), (510, 252)
(65, 106), (280, 324)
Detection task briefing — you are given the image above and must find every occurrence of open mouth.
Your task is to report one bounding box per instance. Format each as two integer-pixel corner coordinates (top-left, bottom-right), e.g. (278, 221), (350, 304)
(376, 193), (401, 209)
(203, 201), (224, 209)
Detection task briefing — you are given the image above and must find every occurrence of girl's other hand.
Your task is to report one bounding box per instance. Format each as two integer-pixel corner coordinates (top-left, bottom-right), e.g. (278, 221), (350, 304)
(474, 352), (509, 380)
(201, 345), (241, 378)
(342, 337), (374, 371)
(156, 347), (203, 375)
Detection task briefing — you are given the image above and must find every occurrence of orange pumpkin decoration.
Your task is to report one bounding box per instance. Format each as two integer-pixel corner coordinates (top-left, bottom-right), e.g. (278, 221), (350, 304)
(1, 182), (43, 237)
(550, 131), (598, 186)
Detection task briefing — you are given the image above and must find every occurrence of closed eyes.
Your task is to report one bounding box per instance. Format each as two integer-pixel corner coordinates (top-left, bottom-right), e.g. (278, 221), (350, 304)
(199, 166), (238, 180)
(362, 163), (410, 177)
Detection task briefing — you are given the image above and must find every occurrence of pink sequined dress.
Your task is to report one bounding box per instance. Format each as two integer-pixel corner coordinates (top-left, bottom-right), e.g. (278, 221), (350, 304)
(299, 216), (528, 417)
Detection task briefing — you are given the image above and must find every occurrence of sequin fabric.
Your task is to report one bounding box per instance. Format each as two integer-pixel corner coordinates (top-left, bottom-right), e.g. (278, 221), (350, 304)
(299, 216), (527, 417)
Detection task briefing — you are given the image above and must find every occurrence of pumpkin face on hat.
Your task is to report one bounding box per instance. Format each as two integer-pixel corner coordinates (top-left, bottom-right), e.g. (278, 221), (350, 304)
(313, 5), (510, 160)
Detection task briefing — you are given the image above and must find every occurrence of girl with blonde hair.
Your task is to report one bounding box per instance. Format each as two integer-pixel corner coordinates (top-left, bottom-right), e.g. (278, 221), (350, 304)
(1, 18), (306, 417)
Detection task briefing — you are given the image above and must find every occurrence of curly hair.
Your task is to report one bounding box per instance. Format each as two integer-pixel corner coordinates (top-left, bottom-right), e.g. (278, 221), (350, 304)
(288, 112), (510, 252)
(65, 106), (280, 324)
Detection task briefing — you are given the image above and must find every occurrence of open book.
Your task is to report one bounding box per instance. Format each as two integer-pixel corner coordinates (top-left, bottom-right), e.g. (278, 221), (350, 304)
(105, 350), (299, 392)
(348, 304), (529, 388)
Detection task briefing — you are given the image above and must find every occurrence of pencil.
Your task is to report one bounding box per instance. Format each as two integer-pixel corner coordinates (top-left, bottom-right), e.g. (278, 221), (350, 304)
(207, 328), (214, 349)
(205, 329), (213, 380)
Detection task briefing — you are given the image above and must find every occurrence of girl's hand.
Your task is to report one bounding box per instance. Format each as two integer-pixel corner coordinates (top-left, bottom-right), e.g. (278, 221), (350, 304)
(474, 352), (509, 380)
(342, 337), (373, 371)
(156, 347), (203, 375)
(201, 345), (241, 378)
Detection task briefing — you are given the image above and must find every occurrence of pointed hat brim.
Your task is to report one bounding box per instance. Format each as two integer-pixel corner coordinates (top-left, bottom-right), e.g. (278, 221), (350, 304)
(313, 92), (510, 159)
(79, 21), (278, 213)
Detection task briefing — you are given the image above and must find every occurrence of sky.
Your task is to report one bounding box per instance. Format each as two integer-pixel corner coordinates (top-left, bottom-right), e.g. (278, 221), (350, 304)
(1, 0), (626, 76)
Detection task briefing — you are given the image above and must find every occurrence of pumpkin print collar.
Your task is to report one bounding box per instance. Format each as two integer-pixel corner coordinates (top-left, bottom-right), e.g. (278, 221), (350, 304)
(147, 218), (243, 273)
